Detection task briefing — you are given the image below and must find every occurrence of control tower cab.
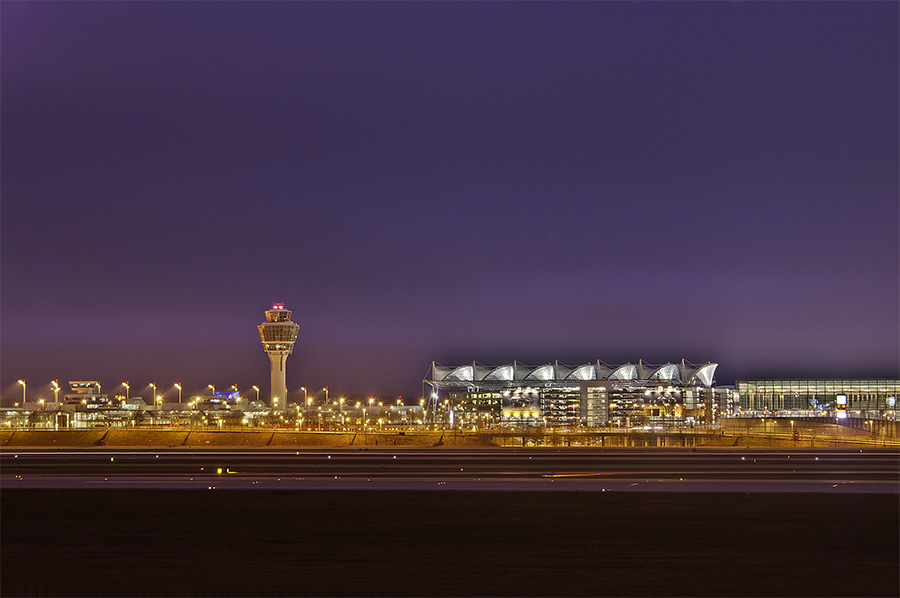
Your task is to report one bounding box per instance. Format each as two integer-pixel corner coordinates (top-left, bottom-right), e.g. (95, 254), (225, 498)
(257, 303), (300, 411)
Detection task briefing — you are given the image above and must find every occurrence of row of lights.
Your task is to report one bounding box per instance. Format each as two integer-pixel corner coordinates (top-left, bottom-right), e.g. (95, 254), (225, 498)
(14, 380), (222, 406)
(13, 381), (421, 410)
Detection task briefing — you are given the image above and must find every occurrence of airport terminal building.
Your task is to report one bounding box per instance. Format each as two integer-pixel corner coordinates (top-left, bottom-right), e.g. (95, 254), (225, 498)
(736, 379), (899, 420)
(426, 360), (729, 428)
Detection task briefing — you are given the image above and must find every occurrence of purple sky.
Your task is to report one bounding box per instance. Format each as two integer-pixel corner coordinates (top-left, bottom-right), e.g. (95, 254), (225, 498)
(2, 1), (898, 403)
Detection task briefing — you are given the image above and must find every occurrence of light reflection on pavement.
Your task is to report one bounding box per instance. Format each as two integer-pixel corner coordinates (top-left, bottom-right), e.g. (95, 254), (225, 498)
(3, 447), (897, 492)
(3, 474), (897, 493)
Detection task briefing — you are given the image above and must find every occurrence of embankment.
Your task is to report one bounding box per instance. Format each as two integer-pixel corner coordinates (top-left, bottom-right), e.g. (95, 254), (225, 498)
(0, 429), (494, 448)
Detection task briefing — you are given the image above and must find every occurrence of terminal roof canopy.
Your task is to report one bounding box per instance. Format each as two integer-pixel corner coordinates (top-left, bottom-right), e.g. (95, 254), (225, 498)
(430, 360), (718, 387)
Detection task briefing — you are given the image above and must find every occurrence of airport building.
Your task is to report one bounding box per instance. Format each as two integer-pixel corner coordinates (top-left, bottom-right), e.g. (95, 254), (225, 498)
(736, 379), (899, 420)
(426, 360), (729, 428)
(62, 380), (111, 410)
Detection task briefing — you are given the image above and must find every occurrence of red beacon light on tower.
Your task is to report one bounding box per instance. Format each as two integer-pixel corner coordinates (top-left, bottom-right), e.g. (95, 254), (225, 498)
(272, 303), (284, 310)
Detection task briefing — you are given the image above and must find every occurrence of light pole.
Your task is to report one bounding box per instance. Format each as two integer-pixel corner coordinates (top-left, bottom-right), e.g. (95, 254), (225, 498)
(149, 383), (156, 407)
(298, 387), (307, 427)
(157, 395), (163, 424)
(122, 381), (130, 401)
(16, 380), (26, 406)
(323, 387), (329, 404)
(431, 392), (438, 427)
(190, 397), (199, 429)
(174, 383), (182, 404)
(252, 385), (259, 402)
(339, 398), (345, 429)
(51, 380), (60, 403)
(208, 384), (215, 395)
(307, 397), (313, 430)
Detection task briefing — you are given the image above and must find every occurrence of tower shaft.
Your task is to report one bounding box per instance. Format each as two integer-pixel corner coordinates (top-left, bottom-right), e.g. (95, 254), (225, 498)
(268, 351), (289, 410)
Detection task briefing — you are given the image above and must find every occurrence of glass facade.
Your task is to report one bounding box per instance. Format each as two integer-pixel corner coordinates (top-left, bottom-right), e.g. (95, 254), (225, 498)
(259, 326), (299, 342)
(449, 391), (502, 428)
(736, 380), (899, 419)
(435, 383), (726, 428)
(265, 307), (293, 323)
(584, 386), (608, 427)
(540, 387), (581, 426)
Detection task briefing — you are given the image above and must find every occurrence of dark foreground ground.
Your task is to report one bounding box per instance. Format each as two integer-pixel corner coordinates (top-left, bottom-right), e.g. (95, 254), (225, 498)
(2, 490), (898, 597)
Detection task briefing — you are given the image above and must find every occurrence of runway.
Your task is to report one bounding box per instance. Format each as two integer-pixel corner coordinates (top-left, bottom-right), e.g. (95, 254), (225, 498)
(3, 446), (897, 492)
(4, 447), (898, 597)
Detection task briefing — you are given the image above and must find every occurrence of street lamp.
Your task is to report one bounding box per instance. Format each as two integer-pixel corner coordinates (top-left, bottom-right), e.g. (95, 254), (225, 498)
(51, 380), (60, 403)
(208, 384), (215, 395)
(17, 380), (26, 404)
(122, 381), (130, 400)
(339, 397), (345, 428)
(149, 383), (157, 405)
(323, 387), (329, 404)
(252, 385), (259, 402)
(174, 383), (182, 404)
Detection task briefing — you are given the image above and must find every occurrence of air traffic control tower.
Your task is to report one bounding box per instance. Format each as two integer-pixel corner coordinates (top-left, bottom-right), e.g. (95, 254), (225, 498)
(258, 303), (300, 412)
